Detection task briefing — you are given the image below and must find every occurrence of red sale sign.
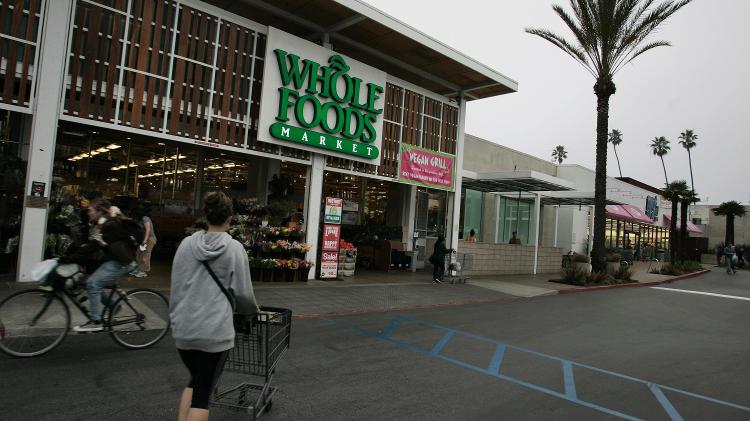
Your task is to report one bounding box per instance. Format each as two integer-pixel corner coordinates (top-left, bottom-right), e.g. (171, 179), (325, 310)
(398, 144), (455, 191)
(320, 251), (339, 278)
(322, 224), (341, 251)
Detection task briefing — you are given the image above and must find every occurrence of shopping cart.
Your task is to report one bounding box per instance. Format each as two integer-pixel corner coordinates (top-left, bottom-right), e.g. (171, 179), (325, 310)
(211, 306), (292, 420)
(444, 250), (472, 284)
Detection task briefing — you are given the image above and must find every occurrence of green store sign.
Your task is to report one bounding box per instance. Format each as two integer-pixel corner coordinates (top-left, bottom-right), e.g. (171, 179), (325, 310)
(270, 50), (383, 159)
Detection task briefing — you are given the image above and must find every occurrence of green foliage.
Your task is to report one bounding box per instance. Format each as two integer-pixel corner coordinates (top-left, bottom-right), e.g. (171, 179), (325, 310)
(560, 267), (587, 286)
(650, 261), (702, 275)
(572, 253), (590, 263)
(552, 145), (568, 164)
(613, 266), (633, 281)
(713, 201), (747, 218)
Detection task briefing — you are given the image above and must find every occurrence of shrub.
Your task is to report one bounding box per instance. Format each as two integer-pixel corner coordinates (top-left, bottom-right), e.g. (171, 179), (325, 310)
(674, 260), (702, 274)
(572, 253), (590, 263)
(613, 266), (633, 281)
(586, 271), (611, 285)
(606, 253), (621, 262)
(560, 267), (587, 286)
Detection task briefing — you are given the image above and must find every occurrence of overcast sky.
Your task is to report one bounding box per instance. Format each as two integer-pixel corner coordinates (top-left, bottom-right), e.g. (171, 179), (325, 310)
(363, 0), (749, 205)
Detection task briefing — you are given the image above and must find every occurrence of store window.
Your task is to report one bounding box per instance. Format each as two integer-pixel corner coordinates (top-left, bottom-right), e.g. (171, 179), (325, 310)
(0, 111), (26, 274)
(499, 197), (532, 244)
(460, 188), (483, 241)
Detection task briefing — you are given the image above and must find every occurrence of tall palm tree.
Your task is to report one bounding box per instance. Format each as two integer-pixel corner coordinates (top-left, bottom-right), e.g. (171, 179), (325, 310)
(678, 129), (698, 191)
(713, 201), (747, 245)
(608, 129), (624, 177)
(679, 189), (699, 261)
(650, 136), (671, 185)
(526, 0), (692, 272)
(663, 180), (690, 264)
(551, 145), (568, 164)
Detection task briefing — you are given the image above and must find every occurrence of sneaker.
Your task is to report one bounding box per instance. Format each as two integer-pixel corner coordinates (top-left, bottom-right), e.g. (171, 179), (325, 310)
(73, 320), (103, 333)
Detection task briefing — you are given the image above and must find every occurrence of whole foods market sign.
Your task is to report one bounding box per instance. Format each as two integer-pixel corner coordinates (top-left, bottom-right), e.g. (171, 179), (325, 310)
(258, 28), (386, 164)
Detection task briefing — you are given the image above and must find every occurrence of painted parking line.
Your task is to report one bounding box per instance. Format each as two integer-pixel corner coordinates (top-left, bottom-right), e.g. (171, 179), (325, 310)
(650, 287), (750, 301)
(323, 314), (750, 421)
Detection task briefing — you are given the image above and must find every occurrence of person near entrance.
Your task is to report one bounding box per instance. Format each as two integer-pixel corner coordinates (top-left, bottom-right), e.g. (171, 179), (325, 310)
(509, 232), (521, 245)
(724, 243), (737, 274)
(430, 235), (452, 284)
(467, 229), (477, 242)
(170, 191), (260, 421)
(60, 199), (138, 332)
(131, 203), (157, 278)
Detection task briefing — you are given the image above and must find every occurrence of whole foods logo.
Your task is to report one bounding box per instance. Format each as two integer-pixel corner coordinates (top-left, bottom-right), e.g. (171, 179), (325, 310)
(270, 50), (383, 159)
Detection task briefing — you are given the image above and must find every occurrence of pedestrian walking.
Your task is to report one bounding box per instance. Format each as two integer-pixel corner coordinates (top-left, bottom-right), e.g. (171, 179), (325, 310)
(724, 243), (737, 274)
(429, 235), (451, 284)
(131, 203), (156, 278)
(736, 246), (745, 267)
(170, 191), (260, 421)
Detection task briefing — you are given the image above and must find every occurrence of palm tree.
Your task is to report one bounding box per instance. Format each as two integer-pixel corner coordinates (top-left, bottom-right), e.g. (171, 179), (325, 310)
(526, 0), (692, 272)
(663, 180), (690, 264)
(713, 201), (747, 245)
(679, 189), (699, 261)
(650, 136), (671, 185)
(678, 129), (698, 191)
(608, 129), (624, 177)
(551, 145), (568, 164)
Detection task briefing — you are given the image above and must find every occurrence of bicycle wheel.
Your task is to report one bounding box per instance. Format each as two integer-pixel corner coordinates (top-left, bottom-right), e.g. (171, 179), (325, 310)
(109, 288), (169, 349)
(0, 289), (70, 357)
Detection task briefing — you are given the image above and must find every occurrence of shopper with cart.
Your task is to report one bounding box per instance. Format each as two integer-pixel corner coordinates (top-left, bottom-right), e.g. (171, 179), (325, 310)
(429, 235), (452, 284)
(170, 191), (260, 421)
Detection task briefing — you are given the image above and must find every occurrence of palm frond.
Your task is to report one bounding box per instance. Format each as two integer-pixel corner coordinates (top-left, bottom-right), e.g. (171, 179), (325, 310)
(525, 28), (596, 76)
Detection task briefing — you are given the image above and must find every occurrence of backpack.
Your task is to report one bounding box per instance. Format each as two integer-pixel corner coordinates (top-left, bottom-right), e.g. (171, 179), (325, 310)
(120, 217), (146, 249)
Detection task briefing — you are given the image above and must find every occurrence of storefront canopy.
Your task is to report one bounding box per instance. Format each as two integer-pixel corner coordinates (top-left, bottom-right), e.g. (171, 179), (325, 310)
(212, 0), (518, 99)
(663, 215), (705, 234)
(606, 204), (654, 224)
(462, 170), (574, 193)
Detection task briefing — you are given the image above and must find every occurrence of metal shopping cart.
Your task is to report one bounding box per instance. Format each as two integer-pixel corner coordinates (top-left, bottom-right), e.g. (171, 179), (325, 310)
(211, 306), (292, 420)
(444, 250), (472, 284)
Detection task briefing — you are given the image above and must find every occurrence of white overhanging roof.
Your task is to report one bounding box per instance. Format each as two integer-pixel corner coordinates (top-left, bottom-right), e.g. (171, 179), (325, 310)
(462, 170), (575, 192)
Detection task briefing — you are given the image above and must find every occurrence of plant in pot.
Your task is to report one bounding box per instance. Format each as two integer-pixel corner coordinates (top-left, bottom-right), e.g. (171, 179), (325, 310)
(606, 253), (621, 275)
(249, 256), (261, 283)
(288, 258), (301, 282)
(299, 259), (314, 281)
(274, 259), (289, 282)
(261, 258), (277, 282)
(571, 253), (591, 274)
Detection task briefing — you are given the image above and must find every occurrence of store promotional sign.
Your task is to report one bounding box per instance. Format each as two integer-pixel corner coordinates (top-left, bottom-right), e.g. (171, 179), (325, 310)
(320, 251), (339, 278)
(258, 27), (387, 164)
(322, 224), (341, 251)
(398, 144), (455, 191)
(324, 197), (343, 224)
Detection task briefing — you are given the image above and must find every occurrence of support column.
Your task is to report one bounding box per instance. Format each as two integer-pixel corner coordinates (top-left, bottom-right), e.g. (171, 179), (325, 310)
(554, 205), (559, 247)
(17, 0), (74, 282)
(533, 193), (541, 275)
(588, 206), (595, 256)
(304, 154), (325, 280)
(403, 185), (417, 272)
(194, 149), (205, 213)
(449, 96), (467, 252)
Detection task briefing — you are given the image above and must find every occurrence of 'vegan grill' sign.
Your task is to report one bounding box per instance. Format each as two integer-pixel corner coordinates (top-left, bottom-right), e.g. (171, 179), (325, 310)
(259, 28), (386, 164)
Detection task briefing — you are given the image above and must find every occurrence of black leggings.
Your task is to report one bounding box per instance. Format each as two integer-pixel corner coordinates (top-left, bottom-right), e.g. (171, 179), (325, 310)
(178, 349), (229, 409)
(433, 262), (445, 281)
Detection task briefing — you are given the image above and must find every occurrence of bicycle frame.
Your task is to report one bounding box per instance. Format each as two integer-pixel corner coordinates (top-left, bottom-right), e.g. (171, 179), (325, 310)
(35, 285), (143, 330)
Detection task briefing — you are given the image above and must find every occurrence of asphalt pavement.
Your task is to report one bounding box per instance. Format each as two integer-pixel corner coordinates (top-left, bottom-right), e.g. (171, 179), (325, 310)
(1, 267), (748, 420)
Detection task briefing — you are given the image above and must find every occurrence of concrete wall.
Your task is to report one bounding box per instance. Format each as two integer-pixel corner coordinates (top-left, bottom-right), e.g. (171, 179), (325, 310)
(457, 240), (562, 275)
(463, 134), (557, 175)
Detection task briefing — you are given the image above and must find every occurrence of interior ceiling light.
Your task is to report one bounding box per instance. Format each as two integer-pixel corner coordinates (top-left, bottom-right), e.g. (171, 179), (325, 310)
(106, 144), (121, 150)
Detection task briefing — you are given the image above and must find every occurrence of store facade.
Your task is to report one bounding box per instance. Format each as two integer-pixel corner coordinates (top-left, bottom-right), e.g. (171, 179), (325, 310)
(4, 0), (517, 281)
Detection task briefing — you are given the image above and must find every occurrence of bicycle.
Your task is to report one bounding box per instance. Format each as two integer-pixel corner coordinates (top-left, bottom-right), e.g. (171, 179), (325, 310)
(0, 263), (170, 357)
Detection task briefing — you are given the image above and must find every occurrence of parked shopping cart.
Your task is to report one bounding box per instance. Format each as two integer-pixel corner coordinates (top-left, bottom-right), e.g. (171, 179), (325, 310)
(444, 250), (472, 284)
(211, 306), (292, 420)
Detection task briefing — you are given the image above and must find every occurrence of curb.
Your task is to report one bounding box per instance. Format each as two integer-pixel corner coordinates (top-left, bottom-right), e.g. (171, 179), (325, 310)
(557, 269), (711, 295)
(293, 295), (517, 320)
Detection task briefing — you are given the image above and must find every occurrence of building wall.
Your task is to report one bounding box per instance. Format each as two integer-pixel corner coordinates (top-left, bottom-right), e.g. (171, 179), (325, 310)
(693, 204), (750, 247)
(463, 134), (557, 175)
(458, 241), (562, 275)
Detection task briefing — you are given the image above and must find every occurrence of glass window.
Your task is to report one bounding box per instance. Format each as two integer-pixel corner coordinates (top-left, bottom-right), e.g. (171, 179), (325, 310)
(501, 198), (531, 244)
(461, 188), (483, 241)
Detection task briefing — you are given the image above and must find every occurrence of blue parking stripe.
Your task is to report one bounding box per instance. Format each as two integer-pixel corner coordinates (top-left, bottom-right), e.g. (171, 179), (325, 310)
(649, 384), (684, 421)
(562, 360), (577, 400)
(430, 330), (454, 355)
(488, 344), (506, 374)
(321, 314), (750, 419)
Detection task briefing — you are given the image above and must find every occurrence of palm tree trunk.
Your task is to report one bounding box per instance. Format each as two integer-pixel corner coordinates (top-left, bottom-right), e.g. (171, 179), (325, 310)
(614, 145), (622, 177)
(670, 199), (679, 264)
(592, 80), (614, 273)
(660, 157), (668, 185)
(687, 149), (695, 192)
(726, 215), (734, 245)
(680, 200), (689, 261)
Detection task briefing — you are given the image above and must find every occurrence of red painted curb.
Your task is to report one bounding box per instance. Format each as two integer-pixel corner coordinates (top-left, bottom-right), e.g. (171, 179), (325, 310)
(293, 295), (517, 320)
(557, 269), (711, 295)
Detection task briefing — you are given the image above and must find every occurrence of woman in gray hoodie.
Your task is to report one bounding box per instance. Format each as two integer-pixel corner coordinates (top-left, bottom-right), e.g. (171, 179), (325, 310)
(170, 191), (259, 421)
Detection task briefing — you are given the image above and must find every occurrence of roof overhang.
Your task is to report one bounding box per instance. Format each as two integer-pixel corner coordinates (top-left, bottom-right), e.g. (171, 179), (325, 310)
(462, 170), (575, 192)
(206, 0), (518, 100)
(489, 191), (623, 206)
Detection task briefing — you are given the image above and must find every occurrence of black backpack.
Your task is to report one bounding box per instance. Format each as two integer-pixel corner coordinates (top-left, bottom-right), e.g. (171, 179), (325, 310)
(120, 217), (146, 248)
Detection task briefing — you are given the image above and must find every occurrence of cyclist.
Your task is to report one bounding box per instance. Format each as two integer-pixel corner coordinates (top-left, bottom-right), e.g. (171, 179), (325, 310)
(60, 198), (138, 332)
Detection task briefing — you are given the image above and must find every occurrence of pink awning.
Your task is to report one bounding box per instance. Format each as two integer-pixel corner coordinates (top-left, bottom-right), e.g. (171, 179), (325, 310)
(663, 215), (705, 234)
(606, 205), (632, 220)
(621, 205), (653, 224)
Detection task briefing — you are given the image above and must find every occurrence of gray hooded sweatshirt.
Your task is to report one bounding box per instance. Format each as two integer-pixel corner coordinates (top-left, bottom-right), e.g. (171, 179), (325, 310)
(170, 231), (259, 353)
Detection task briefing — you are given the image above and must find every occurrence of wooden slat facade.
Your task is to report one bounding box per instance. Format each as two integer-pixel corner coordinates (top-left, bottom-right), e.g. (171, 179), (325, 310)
(0, 0), (43, 110)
